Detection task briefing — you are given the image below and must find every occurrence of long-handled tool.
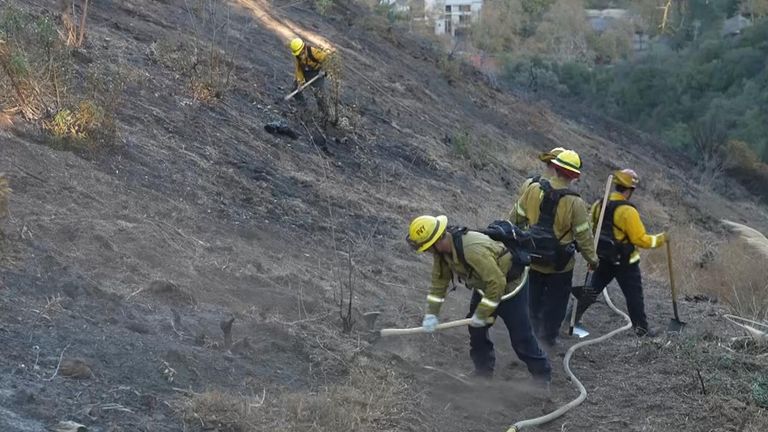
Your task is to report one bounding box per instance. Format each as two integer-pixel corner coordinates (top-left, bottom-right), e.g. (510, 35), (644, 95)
(283, 72), (325, 101)
(568, 175), (614, 337)
(379, 318), (473, 337)
(665, 240), (686, 333)
(569, 272), (592, 338)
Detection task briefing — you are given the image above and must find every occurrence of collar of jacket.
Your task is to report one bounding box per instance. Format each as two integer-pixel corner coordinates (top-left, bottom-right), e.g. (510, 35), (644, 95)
(441, 236), (470, 278)
(608, 192), (627, 201)
(542, 174), (570, 190)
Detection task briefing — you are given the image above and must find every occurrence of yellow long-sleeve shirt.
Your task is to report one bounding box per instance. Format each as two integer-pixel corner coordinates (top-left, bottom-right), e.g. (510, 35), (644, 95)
(591, 192), (666, 264)
(294, 46), (328, 84)
(426, 231), (528, 321)
(511, 175), (598, 273)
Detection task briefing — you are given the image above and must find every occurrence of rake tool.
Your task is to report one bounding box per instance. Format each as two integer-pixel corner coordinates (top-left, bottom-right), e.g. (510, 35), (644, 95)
(363, 312), (473, 338)
(379, 318), (473, 337)
(283, 72), (325, 101)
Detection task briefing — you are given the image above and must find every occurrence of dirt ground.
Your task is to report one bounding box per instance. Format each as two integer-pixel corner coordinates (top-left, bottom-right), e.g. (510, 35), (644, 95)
(1, 0), (767, 431)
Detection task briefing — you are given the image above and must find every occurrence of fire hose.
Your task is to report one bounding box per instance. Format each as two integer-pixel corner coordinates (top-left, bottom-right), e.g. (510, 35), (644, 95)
(723, 314), (768, 343)
(506, 292), (632, 431)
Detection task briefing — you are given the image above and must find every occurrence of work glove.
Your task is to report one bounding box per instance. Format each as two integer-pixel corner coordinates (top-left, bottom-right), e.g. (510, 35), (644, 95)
(422, 314), (439, 333)
(469, 313), (494, 328)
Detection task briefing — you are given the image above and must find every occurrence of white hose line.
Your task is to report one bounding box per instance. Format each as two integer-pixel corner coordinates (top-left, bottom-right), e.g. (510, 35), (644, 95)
(723, 314), (768, 342)
(506, 290), (632, 432)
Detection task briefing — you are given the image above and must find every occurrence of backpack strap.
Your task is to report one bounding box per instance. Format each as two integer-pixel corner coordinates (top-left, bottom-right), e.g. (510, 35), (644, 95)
(306, 46), (320, 64)
(601, 200), (636, 242)
(448, 226), (471, 273)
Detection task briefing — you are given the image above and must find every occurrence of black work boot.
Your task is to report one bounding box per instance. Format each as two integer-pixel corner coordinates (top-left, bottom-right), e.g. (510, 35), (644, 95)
(634, 326), (658, 337)
(526, 375), (552, 399)
(471, 368), (494, 380)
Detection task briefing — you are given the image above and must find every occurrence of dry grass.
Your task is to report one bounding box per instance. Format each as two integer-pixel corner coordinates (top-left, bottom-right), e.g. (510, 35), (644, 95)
(32, 294), (65, 322)
(717, 221), (768, 321)
(44, 65), (130, 149)
(0, 3), (123, 149)
(176, 389), (263, 432)
(0, 5), (72, 119)
(59, 358), (92, 379)
(45, 100), (102, 140)
(642, 224), (718, 294)
(0, 173), (10, 219)
(324, 51), (343, 126)
(644, 222), (768, 322)
(59, 0), (90, 48)
(182, 1), (237, 102)
(176, 365), (423, 432)
(274, 366), (420, 431)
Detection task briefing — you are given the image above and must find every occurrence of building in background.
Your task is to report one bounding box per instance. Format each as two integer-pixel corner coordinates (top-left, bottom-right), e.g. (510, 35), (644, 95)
(586, 8), (649, 55)
(722, 14), (752, 36)
(425, 0), (483, 37)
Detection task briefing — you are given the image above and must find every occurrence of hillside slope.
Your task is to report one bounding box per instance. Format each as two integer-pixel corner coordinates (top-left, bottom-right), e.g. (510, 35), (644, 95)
(1, 1), (767, 431)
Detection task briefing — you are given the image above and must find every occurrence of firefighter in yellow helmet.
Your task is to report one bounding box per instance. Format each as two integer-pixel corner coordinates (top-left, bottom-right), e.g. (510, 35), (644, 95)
(573, 169), (667, 337)
(407, 215), (552, 383)
(289, 37), (330, 118)
(510, 150), (598, 347)
(516, 147), (567, 204)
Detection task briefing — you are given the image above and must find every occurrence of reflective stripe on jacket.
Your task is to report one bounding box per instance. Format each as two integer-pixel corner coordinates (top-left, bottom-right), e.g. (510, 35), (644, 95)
(590, 192), (666, 264)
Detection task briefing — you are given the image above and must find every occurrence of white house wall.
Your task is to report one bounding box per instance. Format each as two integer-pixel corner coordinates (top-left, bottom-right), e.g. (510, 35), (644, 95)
(427, 0), (483, 36)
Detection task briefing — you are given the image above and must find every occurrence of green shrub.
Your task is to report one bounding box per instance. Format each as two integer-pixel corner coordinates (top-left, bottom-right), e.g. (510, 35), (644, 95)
(499, 19), (768, 198)
(753, 375), (768, 408)
(452, 131), (471, 159)
(46, 100), (106, 145)
(315, 0), (333, 15)
(0, 6), (72, 119)
(724, 140), (768, 200)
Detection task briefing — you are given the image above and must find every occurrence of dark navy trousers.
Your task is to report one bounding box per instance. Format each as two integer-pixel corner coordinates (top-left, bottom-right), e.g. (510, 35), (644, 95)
(528, 269), (574, 345)
(467, 282), (551, 380)
(577, 261), (649, 330)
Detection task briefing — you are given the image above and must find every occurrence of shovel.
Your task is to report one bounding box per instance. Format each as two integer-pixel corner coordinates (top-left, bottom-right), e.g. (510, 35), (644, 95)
(665, 240), (686, 333)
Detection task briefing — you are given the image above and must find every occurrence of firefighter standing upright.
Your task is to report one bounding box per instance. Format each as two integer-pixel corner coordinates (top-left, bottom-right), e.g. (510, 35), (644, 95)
(573, 169), (667, 336)
(289, 37), (329, 119)
(511, 150), (599, 347)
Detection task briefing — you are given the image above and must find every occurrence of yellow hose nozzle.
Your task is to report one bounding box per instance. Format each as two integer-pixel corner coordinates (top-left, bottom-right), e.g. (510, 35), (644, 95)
(506, 427), (519, 432)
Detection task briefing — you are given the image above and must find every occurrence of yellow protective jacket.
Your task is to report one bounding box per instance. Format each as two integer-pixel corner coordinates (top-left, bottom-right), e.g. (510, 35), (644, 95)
(294, 46), (328, 84)
(516, 176), (539, 213)
(510, 175), (598, 273)
(426, 231), (528, 321)
(591, 192), (666, 264)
